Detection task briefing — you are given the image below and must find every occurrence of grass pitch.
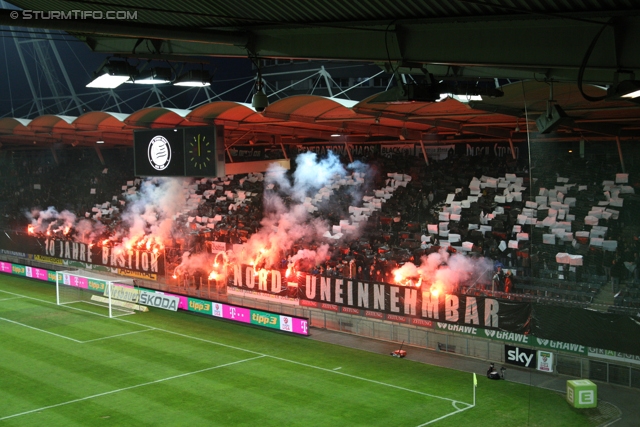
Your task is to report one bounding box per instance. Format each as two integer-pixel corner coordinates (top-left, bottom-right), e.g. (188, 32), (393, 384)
(0, 275), (596, 426)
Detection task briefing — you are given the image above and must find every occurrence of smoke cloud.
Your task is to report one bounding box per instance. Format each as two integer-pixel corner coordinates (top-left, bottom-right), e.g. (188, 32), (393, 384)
(393, 249), (493, 292)
(231, 151), (364, 270)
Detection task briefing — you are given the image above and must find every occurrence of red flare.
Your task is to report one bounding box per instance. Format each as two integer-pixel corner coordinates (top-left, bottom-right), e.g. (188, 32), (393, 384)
(394, 271), (403, 284)
(430, 281), (444, 297)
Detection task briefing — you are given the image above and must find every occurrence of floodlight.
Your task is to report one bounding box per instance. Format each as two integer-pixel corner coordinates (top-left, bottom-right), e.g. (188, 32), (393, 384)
(86, 61), (135, 88)
(126, 67), (172, 85)
(174, 70), (211, 86)
(615, 80), (640, 99)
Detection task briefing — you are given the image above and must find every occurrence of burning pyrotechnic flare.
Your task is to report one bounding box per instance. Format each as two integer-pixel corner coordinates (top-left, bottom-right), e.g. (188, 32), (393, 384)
(430, 281), (443, 297)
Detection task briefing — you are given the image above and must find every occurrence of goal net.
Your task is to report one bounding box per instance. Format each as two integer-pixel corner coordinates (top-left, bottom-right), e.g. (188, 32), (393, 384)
(55, 271), (141, 318)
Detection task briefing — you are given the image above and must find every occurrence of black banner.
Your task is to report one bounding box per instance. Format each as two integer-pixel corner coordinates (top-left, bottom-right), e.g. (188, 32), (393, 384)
(228, 264), (531, 332)
(457, 141), (527, 159)
(531, 304), (640, 356)
(0, 231), (165, 276)
(227, 265), (640, 355)
(293, 144), (380, 158)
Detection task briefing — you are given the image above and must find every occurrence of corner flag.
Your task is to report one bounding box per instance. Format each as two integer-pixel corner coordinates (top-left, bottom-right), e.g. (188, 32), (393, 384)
(473, 373), (477, 387)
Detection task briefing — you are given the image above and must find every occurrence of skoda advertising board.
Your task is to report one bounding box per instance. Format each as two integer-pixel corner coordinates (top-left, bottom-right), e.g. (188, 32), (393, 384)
(134, 128), (186, 177)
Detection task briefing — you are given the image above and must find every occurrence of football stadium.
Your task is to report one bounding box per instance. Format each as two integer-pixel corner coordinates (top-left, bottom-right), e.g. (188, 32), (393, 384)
(1, 1), (640, 426)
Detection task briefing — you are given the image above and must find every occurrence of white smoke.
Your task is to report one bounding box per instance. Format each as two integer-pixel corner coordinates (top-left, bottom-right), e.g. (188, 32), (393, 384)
(117, 177), (189, 248)
(26, 206), (77, 235)
(291, 151), (346, 201)
(173, 251), (216, 277)
(393, 249), (493, 292)
(25, 177), (191, 250)
(231, 151), (356, 270)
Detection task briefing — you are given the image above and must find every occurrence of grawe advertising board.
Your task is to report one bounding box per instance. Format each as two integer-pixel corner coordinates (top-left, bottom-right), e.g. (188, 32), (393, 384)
(588, 348), (640, 365)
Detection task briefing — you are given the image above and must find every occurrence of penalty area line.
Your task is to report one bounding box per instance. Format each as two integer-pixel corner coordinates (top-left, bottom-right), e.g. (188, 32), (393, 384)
(0, 288), (474, 420)
(0, 355), (266, 422)
(79, 327), (156, 343)
(0, 296), (25, 302)
(0, 316), (83, 343)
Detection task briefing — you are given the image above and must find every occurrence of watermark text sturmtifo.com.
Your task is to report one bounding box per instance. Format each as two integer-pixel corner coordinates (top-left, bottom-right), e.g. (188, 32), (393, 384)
(10, 10), (138, 20)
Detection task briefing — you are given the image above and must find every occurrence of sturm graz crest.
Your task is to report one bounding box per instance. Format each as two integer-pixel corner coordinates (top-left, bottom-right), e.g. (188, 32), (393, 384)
(147, 135), (172, 170)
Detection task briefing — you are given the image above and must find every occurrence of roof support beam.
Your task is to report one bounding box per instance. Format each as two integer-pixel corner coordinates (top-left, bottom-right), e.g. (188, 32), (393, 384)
(0, 10), (249, 46)
(49, 14), (640, 85)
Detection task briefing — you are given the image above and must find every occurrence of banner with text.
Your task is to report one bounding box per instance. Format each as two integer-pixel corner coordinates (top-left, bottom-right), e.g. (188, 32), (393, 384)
(228, 265), (531, 333)
(0, 231), (164, 276)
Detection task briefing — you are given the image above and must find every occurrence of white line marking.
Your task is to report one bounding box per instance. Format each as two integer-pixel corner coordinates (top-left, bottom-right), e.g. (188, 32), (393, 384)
(0, 287), (473, 425)
(0, 296), (25, 302)
(266, 353), (466, 404)
(118, 317), (265, 356)
(0, 316), (82, 343)
(416, 403), (474, 426)
(0, 355), (265, 421)
(333, 367), (342, 370)
(79, 328), (156, 343)
(0, 289), (112, 318)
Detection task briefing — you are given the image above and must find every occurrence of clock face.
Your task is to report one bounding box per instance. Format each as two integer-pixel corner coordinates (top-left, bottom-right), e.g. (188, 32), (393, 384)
(187, 133), (213, 171)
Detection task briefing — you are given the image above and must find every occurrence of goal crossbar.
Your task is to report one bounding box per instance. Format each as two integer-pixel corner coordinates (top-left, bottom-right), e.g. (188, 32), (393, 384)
(55, 270), (142, 318)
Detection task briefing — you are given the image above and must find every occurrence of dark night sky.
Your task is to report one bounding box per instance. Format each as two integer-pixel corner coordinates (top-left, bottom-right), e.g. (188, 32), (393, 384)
(0, 5), (254, 119)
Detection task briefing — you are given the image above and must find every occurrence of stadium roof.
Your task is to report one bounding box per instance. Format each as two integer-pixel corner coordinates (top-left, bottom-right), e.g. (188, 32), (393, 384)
(1, 83), (639, 151)
(1, 2), (639, 151)
(3, 0), (640, 84)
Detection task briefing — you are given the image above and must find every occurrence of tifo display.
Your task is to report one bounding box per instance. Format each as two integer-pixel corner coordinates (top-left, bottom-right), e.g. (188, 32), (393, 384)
(0, 146), (639, 357)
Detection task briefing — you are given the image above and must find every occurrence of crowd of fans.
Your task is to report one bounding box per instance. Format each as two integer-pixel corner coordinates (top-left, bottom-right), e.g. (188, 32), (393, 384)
(0, 149), (133, 231)
(1, 144), (639, 311)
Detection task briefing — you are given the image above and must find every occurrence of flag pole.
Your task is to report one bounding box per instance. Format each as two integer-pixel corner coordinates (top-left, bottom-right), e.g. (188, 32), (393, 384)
(473, 372), (477, 407)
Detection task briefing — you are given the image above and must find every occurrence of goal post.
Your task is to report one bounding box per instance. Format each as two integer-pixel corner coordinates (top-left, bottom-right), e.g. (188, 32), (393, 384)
(55, 271), (141, 318)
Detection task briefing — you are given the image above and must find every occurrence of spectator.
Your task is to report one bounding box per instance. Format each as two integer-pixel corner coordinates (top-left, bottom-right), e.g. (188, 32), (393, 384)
(504, 270), (513, 293)
(611, 259), (625, 293)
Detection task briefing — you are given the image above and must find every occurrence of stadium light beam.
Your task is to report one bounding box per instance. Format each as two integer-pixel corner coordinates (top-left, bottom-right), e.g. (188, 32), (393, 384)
(126, 67), (172, 85)
(87, 60), (135, 89)
(174, 69), (211, 87)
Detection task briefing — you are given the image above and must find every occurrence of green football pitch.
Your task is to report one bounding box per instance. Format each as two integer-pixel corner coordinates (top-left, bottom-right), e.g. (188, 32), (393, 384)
(0, 275), (598, 426)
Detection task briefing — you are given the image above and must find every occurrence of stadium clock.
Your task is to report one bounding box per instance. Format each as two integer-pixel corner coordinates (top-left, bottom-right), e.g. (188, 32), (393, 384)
(187, 132), (213, 171)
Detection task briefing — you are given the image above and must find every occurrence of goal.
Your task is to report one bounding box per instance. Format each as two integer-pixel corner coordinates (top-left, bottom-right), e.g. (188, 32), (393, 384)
(55, 271), (140, 318)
